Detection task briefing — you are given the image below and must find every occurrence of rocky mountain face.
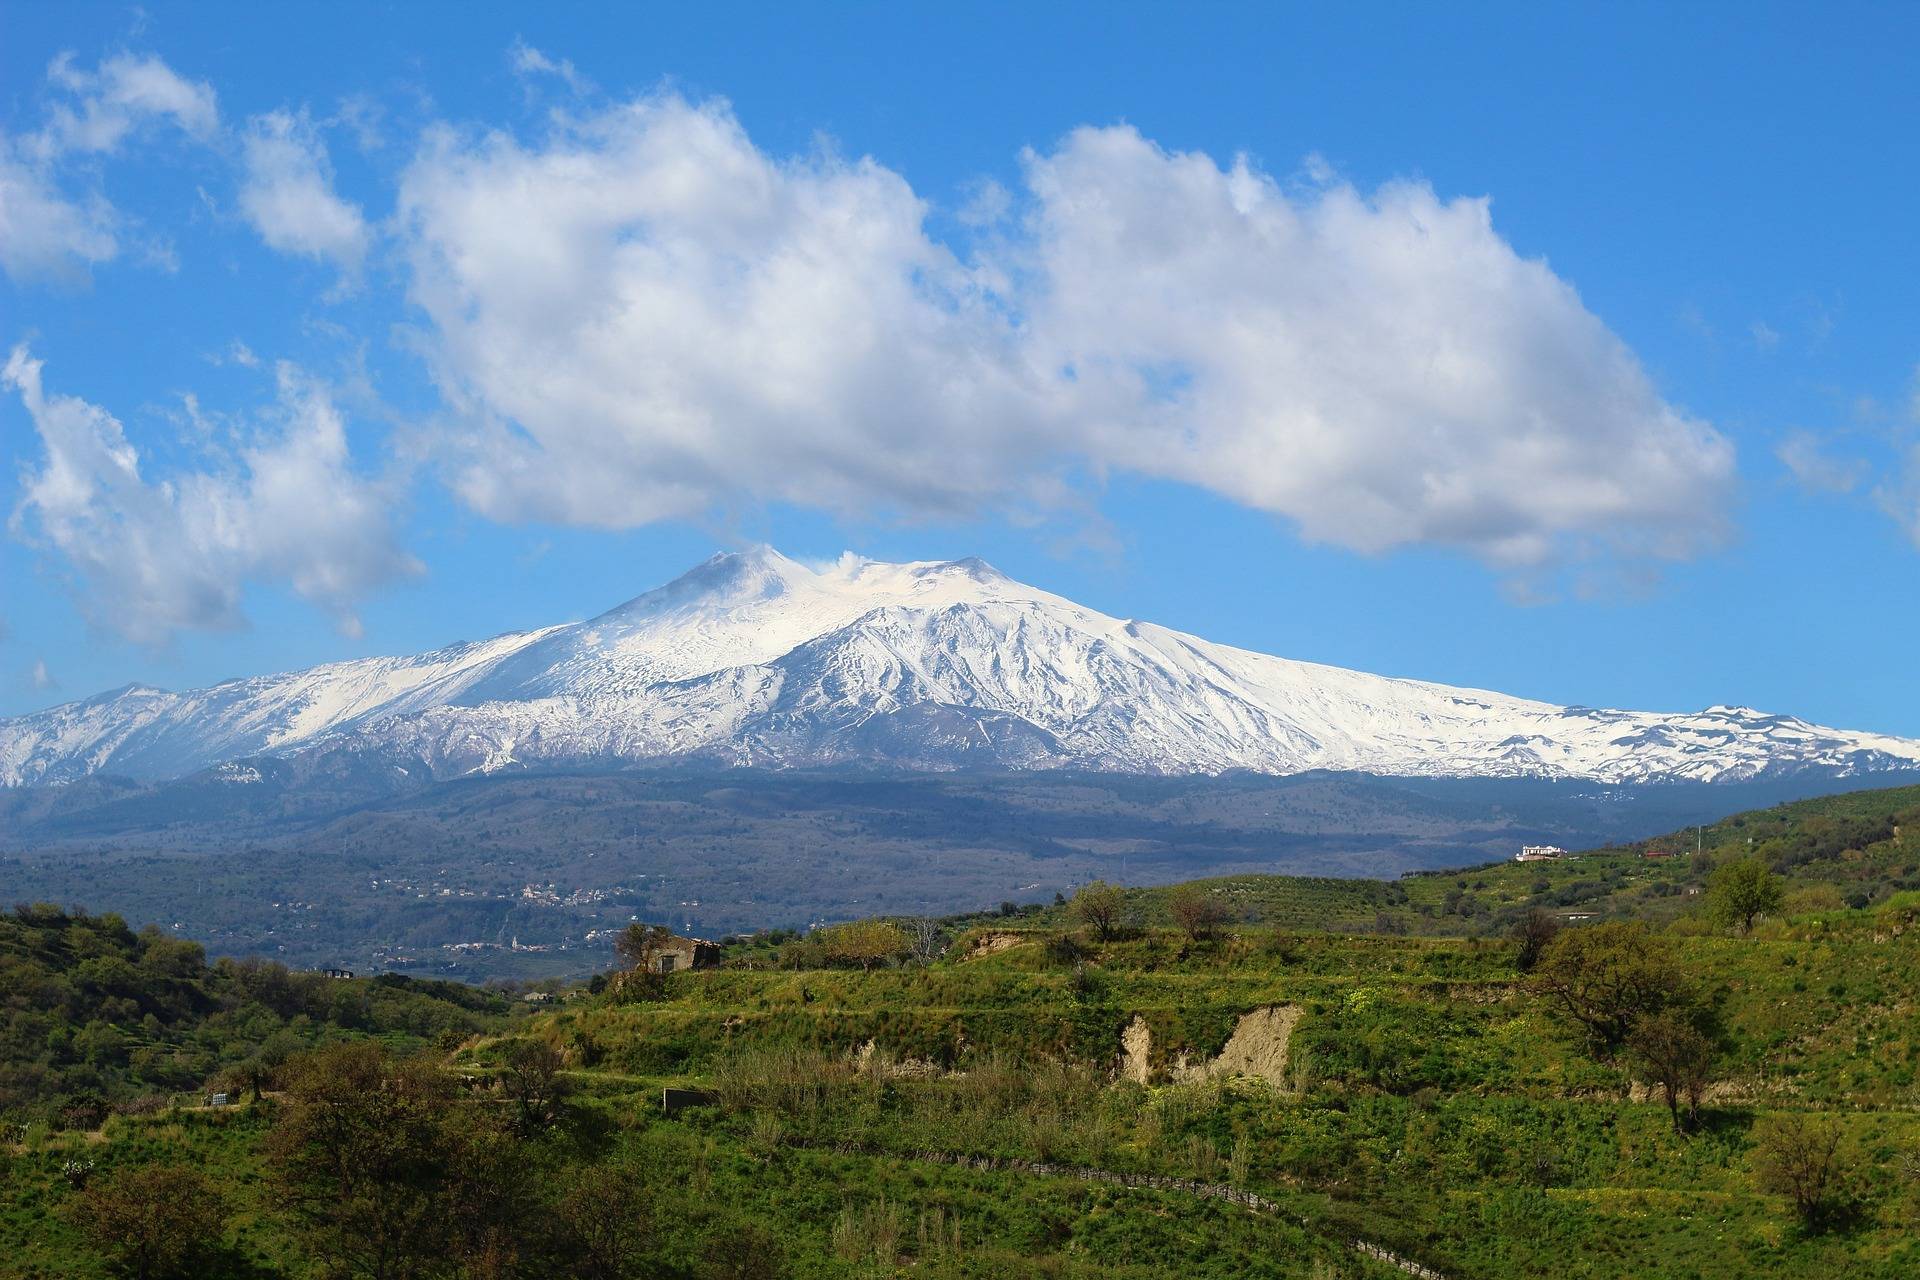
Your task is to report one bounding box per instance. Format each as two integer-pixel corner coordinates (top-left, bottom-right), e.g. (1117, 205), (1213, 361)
(6, 547), (1919, 788)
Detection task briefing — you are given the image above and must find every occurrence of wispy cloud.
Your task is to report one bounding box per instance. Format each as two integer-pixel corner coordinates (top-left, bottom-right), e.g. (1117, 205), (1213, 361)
(0, 136), (120, 280)
(1877, 445), (1920, 550)
(0, 51), (218, 283)
(1776, 431), (1868, 495)
(509, 40), (590, 94)
(5, 346), (418, 645)
(36, 51), (220, 156)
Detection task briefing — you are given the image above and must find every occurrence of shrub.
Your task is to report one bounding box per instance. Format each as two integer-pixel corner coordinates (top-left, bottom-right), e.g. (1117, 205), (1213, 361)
(819, 921), (909, 971)
(1044, 933), (1089, 966)
(709, 1046), (850, 1120)
(831, 1197), (905, 1267)
(699, 1222), (788, 1280)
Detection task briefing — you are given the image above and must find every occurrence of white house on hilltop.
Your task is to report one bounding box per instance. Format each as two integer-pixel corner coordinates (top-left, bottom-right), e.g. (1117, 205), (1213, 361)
(1514, 844), (1569, 862)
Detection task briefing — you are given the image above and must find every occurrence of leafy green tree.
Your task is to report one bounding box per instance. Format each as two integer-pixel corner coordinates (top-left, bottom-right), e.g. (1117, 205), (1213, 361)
(1528, 921), (1692, 1056)
(819, 920), (909, 971)
(225, 1027), (301, 1103)
(69, 1164), (225, 1280)
(1706, 858), (1785, 934)
(1070, 881), (1124, 942)
(267, 1041), (458, 1280)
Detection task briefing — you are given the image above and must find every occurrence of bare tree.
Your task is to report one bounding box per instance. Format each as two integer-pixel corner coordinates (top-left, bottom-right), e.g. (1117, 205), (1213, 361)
(1627, 1010), (1714, 1132)
(614, 922), (674, 972)
(1513, 910), (1560, 972)
(553, 1164), (653, 1280)
(1070, 881), (1123, 942)
(69, 1165), (224, 1280)
(502, 1039), (569, 1133)
(1751, 1112), (1849, 1228)
(1168, 885), (1232, 940)
(905, 918), (947, 964)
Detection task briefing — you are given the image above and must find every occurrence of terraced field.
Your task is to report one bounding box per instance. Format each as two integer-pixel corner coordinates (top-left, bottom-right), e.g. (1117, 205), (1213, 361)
(7, 783), (1920, 1277)
(427, 909), (1920, 1278)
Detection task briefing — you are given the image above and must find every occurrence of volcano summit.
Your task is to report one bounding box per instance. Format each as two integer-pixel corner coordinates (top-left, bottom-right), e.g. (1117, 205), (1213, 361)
(5, 547), (1918, 788)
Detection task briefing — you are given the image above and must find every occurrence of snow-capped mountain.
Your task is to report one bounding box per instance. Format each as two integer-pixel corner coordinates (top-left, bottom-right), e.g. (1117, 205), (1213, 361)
(5, 547), (1919, 788)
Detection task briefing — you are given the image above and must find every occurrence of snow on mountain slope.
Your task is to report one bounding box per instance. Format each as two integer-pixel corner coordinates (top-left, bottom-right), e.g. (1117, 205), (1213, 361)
(0, 627), (565, 787)
(4, 546), (1918, 787)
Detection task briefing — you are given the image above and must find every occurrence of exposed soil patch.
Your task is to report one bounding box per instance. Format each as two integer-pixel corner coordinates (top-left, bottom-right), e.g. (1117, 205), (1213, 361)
(1120, 1015), (1153, 1084)
(854, 1038), (945, 1080)
(962, 932), (1029, 960)
(1122, 1005), (1303, 1086)
(1176, 1005), (1302, 1087)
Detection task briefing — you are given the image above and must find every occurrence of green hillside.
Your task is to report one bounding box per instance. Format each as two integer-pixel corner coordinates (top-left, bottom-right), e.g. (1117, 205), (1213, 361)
(1095, 780), (1920, 936)
(5, 782), (1920, 1278)
(0, 905), (516, 1124)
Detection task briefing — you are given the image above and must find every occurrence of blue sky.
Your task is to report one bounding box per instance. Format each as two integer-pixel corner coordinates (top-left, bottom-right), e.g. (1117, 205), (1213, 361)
(2, 2), (1917, 734)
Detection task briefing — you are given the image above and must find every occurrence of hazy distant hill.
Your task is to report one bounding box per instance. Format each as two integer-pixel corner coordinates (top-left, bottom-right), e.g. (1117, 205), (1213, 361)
(5, 766), (1910, 980)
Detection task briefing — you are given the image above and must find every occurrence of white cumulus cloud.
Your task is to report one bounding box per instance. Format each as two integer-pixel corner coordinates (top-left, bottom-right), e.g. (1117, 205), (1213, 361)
(395, 94), (1733, 573)
(238, 111), (370, 273)
(1018, 126), (1734, 565)
(398, 97), (1068, 528)
(5, 346), (418, 645)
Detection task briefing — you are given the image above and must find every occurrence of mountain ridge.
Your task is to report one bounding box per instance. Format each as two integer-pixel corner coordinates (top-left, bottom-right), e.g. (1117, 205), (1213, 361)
(6, 545), (1919, 788)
